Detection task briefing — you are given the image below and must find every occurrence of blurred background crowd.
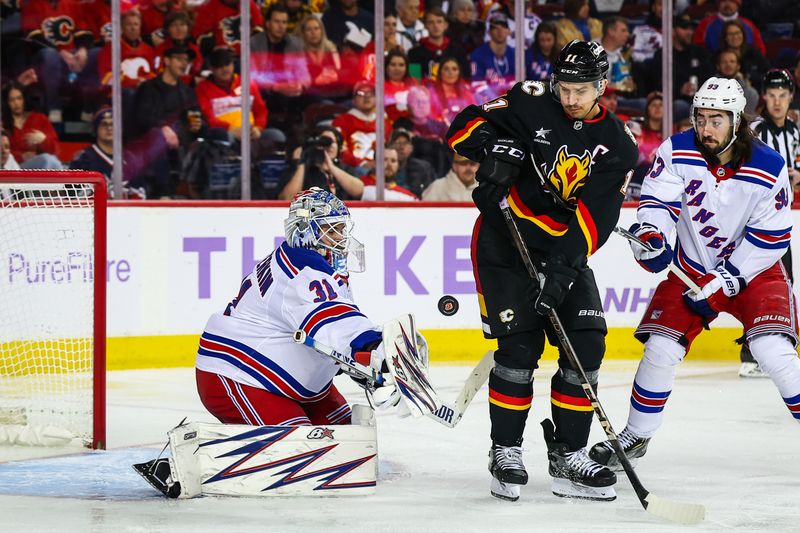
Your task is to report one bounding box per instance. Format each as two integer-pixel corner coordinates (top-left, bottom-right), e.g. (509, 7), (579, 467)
(1, 0), (800, 201)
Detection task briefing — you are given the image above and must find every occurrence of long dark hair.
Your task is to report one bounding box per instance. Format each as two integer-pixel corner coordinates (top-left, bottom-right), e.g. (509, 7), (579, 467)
(1, 81), (28, 130)
(696, 114), (753, 170)
(532, 21), (559, 64)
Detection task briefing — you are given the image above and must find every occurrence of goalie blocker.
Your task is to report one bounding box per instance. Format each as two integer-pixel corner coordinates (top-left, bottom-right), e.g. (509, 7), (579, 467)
(135, 405), (377, 498)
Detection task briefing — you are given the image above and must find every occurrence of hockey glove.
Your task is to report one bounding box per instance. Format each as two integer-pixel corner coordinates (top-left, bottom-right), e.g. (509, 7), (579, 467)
(350, 332), (388, 389)
(683, 262), (746, 318)
(534, 254), (578, 315)
(476, 138), (526, 203)
(629, 222), (673, 273)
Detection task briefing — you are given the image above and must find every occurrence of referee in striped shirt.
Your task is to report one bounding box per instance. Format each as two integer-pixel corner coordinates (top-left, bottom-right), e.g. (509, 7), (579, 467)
(741, 68), (800, 378)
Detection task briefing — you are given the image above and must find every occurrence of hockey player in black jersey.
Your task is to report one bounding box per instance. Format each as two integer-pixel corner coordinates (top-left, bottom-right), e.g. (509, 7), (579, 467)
(446, 40), (638, 502)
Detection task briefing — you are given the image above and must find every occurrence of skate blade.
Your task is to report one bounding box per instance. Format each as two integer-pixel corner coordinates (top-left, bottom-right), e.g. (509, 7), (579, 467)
(551, 478), (616, 501)
(490, 477), (521, 502)
(133, 461), (170, 496)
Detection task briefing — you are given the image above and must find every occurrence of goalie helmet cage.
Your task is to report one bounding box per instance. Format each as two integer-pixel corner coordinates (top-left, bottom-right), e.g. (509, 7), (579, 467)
(0, 170), (106, 450)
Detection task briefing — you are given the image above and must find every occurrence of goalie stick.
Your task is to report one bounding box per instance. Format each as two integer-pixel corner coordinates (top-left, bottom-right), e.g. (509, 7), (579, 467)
(295, 328), (493, 428)
(499, 198), (705, 525)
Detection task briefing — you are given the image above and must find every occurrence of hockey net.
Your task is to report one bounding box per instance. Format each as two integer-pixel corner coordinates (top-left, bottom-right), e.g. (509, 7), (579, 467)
(0, 171), (106, 449)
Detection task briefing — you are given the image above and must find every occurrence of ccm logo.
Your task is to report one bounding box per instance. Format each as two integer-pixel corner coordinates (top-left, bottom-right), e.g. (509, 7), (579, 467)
(492, 144), (525, 160)
(578, 309), (605, 318)
(753, 314), (791, 324)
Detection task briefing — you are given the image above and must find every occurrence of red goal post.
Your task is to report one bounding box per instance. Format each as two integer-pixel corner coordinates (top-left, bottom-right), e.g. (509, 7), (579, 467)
(0, 170), (106, 449)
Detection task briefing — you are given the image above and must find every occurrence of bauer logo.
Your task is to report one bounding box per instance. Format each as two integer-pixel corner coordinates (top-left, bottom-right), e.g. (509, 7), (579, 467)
(577, 309), (605, 318)
(753, 314), (791, 324)
(307, 427), (335, 440)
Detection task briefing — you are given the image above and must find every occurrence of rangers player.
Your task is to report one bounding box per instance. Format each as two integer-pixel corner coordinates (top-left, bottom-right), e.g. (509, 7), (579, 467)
(590, 77), (800, 469)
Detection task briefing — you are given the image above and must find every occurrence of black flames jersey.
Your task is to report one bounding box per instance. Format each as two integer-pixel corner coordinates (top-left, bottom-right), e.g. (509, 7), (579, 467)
(447, 81), (638, 267)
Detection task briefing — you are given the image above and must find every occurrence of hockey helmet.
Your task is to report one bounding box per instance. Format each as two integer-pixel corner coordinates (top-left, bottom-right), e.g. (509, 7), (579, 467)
(284, 188), (364, 275)
(691, 77), (746, 153)
(551, 40), (609, 101)
(762, 68), (795, 93)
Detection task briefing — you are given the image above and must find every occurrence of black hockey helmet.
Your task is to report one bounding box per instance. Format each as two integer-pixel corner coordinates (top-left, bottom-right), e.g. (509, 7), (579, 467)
(762, 68), (795, 93)
(552, 40), (609, 84)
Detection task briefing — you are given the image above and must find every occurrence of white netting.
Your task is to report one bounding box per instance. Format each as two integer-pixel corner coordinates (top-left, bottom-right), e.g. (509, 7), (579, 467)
(0, 182), (96, 447)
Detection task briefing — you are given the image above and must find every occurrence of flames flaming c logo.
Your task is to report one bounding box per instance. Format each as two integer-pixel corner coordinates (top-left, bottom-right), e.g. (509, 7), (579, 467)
(547, 146), (592, 205)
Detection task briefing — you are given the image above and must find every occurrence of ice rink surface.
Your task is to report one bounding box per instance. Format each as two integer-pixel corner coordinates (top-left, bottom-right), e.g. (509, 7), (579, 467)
(1, 360), (798, 533)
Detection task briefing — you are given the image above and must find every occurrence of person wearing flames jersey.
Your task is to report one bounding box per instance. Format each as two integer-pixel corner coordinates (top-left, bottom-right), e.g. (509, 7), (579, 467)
(446, 40), (637, 503)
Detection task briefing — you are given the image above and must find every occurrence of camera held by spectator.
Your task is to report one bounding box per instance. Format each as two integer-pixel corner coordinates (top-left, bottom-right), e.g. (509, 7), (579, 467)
(302, 134), (335, 167)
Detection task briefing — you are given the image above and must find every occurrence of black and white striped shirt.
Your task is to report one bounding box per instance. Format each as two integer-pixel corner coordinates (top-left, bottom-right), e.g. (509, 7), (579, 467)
(750, 116), (800, 171)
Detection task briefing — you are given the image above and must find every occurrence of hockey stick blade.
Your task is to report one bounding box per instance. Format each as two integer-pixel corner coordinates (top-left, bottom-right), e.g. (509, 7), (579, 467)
(426, 350), (494, 428)
(645, 493), (706, 525)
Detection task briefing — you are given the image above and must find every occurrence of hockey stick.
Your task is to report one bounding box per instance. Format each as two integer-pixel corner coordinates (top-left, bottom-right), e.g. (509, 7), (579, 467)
(295, 329), (493, 428)
(613, 226), (702, 294)
(499, 198), (705, 525)
(293, 329), (385, 389)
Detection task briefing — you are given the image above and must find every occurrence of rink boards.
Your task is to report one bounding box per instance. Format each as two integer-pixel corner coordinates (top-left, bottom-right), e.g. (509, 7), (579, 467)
(30, 203), (800, 367)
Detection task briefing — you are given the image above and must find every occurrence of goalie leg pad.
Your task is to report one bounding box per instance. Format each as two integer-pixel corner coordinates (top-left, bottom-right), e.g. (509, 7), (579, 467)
(166, 419), (378, 498)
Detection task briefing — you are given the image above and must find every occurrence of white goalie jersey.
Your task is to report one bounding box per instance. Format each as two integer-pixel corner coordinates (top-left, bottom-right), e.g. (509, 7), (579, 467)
(638, 130), (792, 282)
(196, 242), (380, 401)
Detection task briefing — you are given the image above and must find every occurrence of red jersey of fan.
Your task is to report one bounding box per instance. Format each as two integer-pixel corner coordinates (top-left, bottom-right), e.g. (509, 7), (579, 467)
(9, 112), (60, 162)
(192, 0), (264, 55)
(21, 0), (92, 50)
(332, 110), (377, 168)
(139, 0), (179, 45)
(98, 38), (156, 89)
(195, 74), (268, 131)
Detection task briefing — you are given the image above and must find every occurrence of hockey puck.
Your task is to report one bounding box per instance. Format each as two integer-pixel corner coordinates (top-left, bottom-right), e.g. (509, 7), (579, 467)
(438, 295), (459, 316)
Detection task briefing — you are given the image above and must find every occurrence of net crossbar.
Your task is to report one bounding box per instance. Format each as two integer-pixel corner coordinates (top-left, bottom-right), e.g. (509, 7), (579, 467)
(0, 171), (106, 449)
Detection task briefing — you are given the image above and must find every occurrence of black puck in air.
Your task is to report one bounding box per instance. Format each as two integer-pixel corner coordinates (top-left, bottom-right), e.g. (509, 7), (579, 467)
(438, 295), (459, 316)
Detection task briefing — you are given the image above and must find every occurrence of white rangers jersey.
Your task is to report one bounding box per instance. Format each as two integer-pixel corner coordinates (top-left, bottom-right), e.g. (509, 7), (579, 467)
(638, 129), (792, 282)
(196, 242), (380, 402)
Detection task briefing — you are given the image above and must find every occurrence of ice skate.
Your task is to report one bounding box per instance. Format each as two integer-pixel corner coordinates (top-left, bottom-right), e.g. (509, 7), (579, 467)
(133, 458), (181, 498)
(488, 444), (527, 501)
(547, 444), (617, 501)
(738, 361), (769, 378)
(589, 427), (650, 471)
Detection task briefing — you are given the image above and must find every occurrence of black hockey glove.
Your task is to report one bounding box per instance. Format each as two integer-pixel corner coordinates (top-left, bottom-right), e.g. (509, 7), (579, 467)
(534, 254), (578, 315)
(476, 138), (526, 203)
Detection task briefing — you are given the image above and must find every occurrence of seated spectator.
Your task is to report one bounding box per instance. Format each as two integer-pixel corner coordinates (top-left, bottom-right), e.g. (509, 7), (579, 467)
(598, 87), (630, 121)
(140, 0), (179, 47)
(264, 0), (314, 34)
(153, 11), (204, 86)
(23, 0), (99, 123)
(408, 7), (467, 81)
(322, 0), (374, 50)
(395, 0), (427, 52)
(425, 56), (476, 126)
(720, 19), (769, 93)
(1, 130), (21, 170)
(630, 91), (664, 169)
(342, 13), (401, 87)
(421, 153), (478, 202)
(133, 45), (205, 197)
(276, 126), (364, 200)
(694, 0), (765, 56)
(470, 13), (515, 100)
(385, 49), (418, 115)
(715, 47), (759, 114)
(70, 107), (146, 198)
(481, 1), (541, 50)
(525, 21), (558, 82)
(446, 0), (484, 58)
(388, 127), (436, 198)
(555, 0), (601, 49)
(251, 4), (311, 131)
(602, 16), (637, 98)
(404, 86), (450, 175)
(2, 81), (62, 169)
(98, 10), (155, 90)
(192, 0), (263, 57)
(195, 47), (268, 143)
(332, 81), (377, 170)
(360, 146), (419, 201)
(294, 14), (348, 100)
(630, 0), (663, 64)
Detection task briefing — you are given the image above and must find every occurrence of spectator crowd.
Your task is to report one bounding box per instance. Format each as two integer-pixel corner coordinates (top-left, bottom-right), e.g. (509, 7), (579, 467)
(1, 0), (800, 201)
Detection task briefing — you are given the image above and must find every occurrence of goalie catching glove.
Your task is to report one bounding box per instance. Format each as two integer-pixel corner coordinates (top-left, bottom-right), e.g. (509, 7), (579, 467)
(476, 138), (526, 203)
(683, 261), (746, 318)
(629, 222), (673, 273)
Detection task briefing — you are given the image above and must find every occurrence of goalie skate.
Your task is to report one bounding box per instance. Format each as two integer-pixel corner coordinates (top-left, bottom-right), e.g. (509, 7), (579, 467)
(133, 458), (181, 498)
(588, 427), (650, 471)
(488, 444), (527, 502)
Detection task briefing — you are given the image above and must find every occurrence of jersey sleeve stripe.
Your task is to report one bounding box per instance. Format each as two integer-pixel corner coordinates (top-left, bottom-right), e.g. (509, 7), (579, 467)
(198, 333), (330, 401)
(637, 194), (681, 222)
(508, 187), (569, 235)
(576, 200), (598, 255)
(672, 150), (706, 167)
(745, 233), (791, 249)
(275, 247), (298, 279)
(447, 117), (486, 149)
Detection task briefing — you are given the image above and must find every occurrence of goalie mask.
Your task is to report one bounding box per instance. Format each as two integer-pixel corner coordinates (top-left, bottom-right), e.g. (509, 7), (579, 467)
(284, 188), (365, 276)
